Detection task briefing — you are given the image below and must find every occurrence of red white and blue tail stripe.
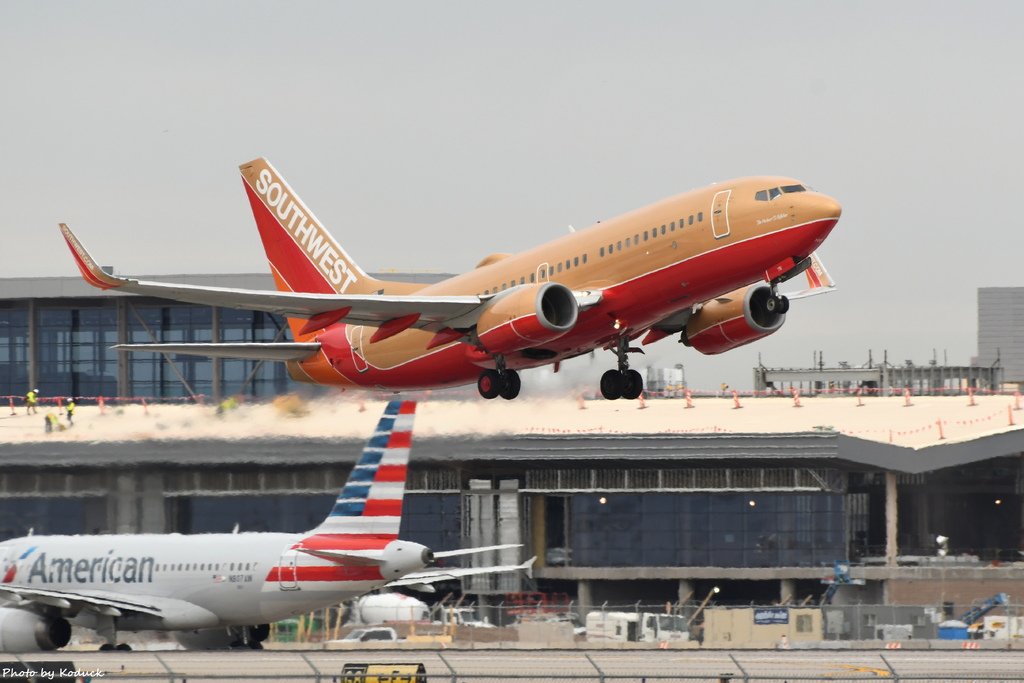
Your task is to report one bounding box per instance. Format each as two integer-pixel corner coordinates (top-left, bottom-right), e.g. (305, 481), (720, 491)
(309, 400), (415, 537)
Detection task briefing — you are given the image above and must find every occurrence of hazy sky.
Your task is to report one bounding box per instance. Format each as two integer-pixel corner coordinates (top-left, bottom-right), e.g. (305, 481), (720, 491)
(2, 2), (1022, 391)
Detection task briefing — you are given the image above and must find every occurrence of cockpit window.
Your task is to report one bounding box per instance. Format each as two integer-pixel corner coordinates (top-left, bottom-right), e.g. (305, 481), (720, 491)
(756, 186), (799, 201)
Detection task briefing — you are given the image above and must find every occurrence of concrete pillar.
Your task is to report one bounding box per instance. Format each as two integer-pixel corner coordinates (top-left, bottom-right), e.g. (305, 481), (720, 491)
(116, 299), (129, 398)
(780, 578), (797, 605)
(27, 299), (37, 391)
(111, 472), (137, 534)
(530, 494), (546, 568)
(211, 306), (222, 402)
(577, 579), (593, 617)
(140, 472), (167, 533)
(677, 579), (694, 605)
(885, 471), (898, 566)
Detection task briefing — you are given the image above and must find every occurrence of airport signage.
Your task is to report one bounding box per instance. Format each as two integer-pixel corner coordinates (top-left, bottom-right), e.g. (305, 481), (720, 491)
(753, 607), (789, 625)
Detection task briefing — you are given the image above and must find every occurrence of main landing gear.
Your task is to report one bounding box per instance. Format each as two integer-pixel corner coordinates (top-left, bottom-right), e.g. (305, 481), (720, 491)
(477, 358), (522, 401)
(600, 337), (644, 401)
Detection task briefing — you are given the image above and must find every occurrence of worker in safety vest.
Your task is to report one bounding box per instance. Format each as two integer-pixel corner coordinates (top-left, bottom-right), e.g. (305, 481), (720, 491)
(66, 398), (76, 426)
(44, 412), (59, 433)
(25, 388), (38, 415)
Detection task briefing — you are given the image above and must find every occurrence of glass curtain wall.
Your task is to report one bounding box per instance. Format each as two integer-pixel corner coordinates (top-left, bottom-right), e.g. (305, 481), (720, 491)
(37, 305), (118, 400)
(220, 309), (290, 397)
(127, 305), (213, 399)
(0, 307), (28, 398)
(569, 492), (845, 568)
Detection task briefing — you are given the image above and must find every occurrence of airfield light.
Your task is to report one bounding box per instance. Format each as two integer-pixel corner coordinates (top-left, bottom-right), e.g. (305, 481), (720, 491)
(712, 586), (721, 594)
(748, 500), (756, 507)
(599, 496), (607, 505)
(996, 499), (1003, 505)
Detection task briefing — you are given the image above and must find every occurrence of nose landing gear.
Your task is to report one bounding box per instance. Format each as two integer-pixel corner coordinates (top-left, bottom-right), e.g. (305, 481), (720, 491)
(600, 338), (644, 400)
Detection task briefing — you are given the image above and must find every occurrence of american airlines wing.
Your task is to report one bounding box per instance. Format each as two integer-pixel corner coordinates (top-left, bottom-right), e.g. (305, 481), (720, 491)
(385, 556), (536, 588)
(60, 224), (600, 341)
(0, 584), (162, 617)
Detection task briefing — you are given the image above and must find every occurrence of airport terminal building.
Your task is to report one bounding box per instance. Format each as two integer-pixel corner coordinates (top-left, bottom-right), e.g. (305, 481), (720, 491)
(3, 275), (1024, 628)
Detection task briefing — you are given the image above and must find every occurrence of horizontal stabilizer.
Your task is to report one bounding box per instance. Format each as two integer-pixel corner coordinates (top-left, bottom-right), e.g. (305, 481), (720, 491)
(433, 543), (522, 559)
(295, 547), (384, 566)
(386, 556), (536, 588)
(114, 342), (321, 361)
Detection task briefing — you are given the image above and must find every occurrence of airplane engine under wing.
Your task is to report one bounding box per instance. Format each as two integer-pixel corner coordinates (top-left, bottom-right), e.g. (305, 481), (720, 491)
(0, 608), (71, 652)
(683, 285), (785, 355)
(476, 283), (578, 354)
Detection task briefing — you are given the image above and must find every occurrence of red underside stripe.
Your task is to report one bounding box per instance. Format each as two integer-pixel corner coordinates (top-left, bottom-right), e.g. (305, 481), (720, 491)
(363, 499), (402, 516)
(266, 565), (384, 582)
(398, 402), (416, 414)
(297, 533), (397, 550)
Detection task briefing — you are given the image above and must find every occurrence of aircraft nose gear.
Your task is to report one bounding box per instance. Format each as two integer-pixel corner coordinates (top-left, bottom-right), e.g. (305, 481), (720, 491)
(600, 338), (645, 400)
(477, 368), (521, 400)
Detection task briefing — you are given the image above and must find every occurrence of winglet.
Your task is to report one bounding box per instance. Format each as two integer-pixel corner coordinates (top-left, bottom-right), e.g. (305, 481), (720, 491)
(523, 555), (536, 580)
(58, 224), (125, 291)
(784, 252), (836, 300)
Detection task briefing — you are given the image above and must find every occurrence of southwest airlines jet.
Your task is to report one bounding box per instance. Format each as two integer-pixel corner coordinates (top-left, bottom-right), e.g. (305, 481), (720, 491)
(0, 402), (530, 652)
(60, 159), (841, 400)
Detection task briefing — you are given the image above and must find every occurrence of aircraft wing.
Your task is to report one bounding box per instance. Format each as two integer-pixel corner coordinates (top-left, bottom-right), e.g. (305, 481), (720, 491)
(0, 584), (162, 617)
(61, 224), (600, 334)
(385, 556), (535, 588)
(114, 342), (322, 362)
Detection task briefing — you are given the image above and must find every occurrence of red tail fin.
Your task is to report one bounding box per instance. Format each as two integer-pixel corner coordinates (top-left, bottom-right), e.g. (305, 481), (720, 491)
(239, 158), (380, 297)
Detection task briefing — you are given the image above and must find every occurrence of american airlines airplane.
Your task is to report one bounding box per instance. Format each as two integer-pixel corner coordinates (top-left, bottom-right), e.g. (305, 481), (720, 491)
(60, 159), (841, 400)
(0, 401), (530, 652)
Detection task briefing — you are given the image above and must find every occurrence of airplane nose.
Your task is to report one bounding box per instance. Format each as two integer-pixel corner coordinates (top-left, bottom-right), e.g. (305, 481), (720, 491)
(817, 194), (842, 219)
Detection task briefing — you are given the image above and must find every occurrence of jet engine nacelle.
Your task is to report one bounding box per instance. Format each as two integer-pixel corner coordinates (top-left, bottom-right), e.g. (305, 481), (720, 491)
(476, 283), (577, 354)
(379, 540), (433, 580)
(683, 285), (785, 355)
(0, 608), (71, 652)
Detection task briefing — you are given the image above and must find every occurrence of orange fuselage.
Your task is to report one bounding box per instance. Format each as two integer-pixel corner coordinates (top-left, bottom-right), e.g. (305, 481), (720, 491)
(289, 177), (841, 390)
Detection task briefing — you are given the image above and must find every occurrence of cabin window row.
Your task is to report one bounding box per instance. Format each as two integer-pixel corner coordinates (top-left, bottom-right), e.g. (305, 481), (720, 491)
(482, 253), (590, 295)
(154, 561), (256, 572)
(598, 212), (703, 258)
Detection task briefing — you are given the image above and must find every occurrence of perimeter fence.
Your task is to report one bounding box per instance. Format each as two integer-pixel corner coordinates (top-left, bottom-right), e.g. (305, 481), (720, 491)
(7, 649), (1024, 682)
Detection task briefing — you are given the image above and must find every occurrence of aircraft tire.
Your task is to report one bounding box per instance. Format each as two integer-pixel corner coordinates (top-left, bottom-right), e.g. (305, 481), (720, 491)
(600, 369), (623, 400)
(499, 370), (521, 400)
(778, 295), (790, 314)
(115, 643), (132, 651)
(621, 369), (644, 400)
(98, 643), (115, 652)
(477, 370), (503, 399)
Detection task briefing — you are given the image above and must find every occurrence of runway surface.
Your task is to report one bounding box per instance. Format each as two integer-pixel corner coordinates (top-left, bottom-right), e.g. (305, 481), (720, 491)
(4, 649), (1024, 681)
